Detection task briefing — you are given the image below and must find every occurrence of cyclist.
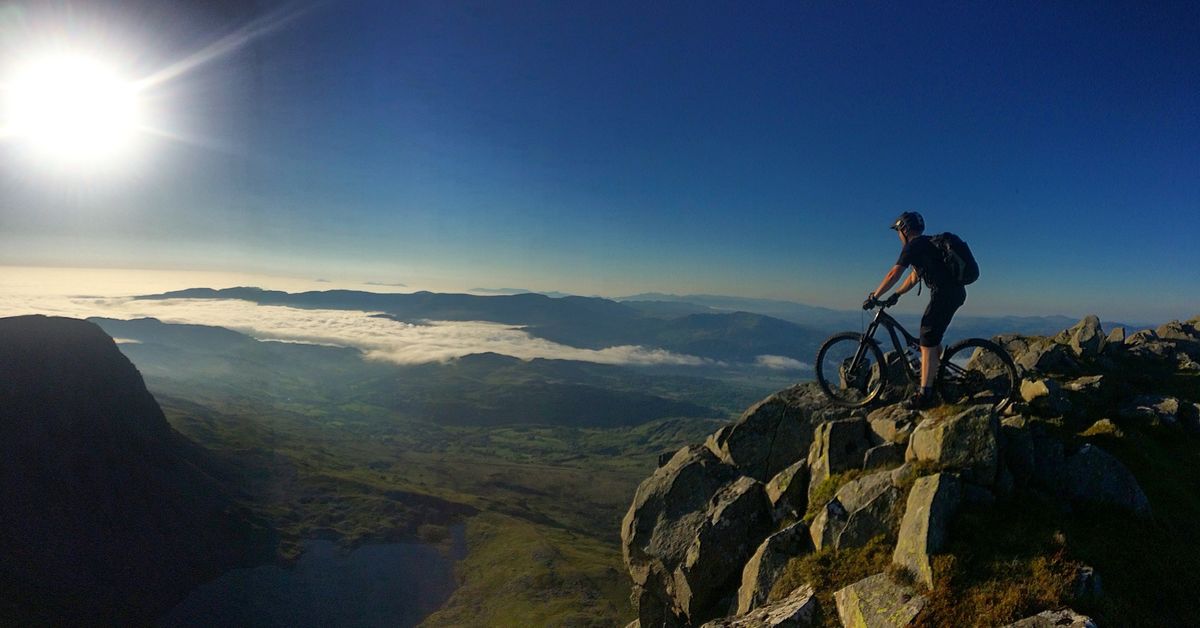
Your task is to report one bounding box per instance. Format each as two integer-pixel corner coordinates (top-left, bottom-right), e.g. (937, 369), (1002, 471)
(864, 211), (966, 409)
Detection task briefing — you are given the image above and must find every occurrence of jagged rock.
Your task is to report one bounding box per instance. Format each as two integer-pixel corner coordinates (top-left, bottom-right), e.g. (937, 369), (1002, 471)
(1119, 395), (1180, 425)
(709, 384), (834, 482)
(1157, 320), (1200, 343)
(1072, 565), (1102, 600)
(1055, 315), (1106, 358)
(765, 461), (809, 521)
(1020, 378), (1070, 416)
(999, 335), (1079, 374)
(807, 418), (871, 500)
(1082, 418), (1123, 437)
(674, 477), (774, 623)
(863, 443), (905, 469)
(625, 621), (640, 628)
(705, 584), (818, 628)
(1105, 326), (1126, 348)
(736, 522), (812, 614)
(810, 470), (903, 551)
(888, 461), (921, 488)
(867, 405), (918, 445)
(834, 573), (926, 628)
(892, 473), (962, 588)
(1061, 443), (1150, 516)
(1062, 374), (1104, 393)
(622, 445), (739, 625)
(1003, 608), (1098, 627)
(905, 406), (999, 484)
(1125, 329), (1158, 345)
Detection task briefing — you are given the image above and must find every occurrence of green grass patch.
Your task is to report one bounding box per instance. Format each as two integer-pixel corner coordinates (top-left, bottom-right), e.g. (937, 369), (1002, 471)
(767, 535), (894, 628)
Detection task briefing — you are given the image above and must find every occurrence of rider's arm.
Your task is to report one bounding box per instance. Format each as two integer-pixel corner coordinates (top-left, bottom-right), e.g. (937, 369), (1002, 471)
(871, 265), (906, 298)
(893, 269), (920, 296)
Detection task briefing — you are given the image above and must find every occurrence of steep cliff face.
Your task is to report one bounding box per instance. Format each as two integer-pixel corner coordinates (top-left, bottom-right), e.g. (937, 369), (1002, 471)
(0, 315), (271, 624)
(622, 315), (1200, 627)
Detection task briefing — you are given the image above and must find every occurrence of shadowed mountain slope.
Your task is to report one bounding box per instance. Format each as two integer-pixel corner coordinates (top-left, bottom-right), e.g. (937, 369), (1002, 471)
(0, 315), (272, 625)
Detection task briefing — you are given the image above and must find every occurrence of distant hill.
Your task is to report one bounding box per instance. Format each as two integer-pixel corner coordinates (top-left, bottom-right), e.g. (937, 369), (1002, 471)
(0, 315), (272, 624)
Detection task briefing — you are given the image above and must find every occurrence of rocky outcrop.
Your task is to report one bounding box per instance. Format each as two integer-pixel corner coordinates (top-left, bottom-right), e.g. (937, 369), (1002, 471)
(1055, 315), (1106, 358)
(703, 585), (818, 628)
(892, 473), (962, 588)
(834, 573), (926, 628)
(764, 461), (808, 521)
(708, 386), (845, 482)
(905, 405), (999, 484)
(622, 314), (1197, 626)
(809, 470), (903, 551)
(736, 523), (812, 614)
(673, 477), (774, 621)
(623, 445), (741, 625)
(807, 417), (871, 499)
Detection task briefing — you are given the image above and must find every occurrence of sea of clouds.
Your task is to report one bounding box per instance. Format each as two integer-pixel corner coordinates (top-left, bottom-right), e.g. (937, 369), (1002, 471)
(0, 293), (723, 366)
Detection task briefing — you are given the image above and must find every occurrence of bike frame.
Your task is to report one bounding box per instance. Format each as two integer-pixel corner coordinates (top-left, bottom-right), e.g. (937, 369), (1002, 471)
(849, 306), (922, 382)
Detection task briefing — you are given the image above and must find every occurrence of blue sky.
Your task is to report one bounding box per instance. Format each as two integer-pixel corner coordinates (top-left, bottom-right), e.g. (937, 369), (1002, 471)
(1, 1), (1196, 321)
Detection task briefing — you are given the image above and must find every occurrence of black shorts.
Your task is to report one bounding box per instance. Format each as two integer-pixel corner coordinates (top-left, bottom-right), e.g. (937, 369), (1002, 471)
(920, 286), (966, 347)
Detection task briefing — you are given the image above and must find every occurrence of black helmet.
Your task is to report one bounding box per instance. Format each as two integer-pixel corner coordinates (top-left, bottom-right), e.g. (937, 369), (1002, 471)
(890, 211), (924, 233)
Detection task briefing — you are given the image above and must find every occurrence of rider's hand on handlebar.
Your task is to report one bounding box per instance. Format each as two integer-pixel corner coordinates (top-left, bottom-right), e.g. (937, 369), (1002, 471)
(883, 293), (900, 307)
(862, 293), (877, 310)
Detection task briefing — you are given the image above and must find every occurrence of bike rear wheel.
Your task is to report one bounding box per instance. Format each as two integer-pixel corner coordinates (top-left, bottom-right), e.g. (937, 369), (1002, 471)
(936, 338), (1018, 411)
(815, 332), (888, 408)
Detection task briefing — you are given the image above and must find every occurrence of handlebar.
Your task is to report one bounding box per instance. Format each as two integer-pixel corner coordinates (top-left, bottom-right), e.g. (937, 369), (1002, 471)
(863, 294), (900, 310)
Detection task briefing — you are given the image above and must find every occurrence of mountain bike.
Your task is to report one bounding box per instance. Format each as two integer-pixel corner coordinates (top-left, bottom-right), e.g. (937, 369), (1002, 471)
(815, 296), (1018, 410)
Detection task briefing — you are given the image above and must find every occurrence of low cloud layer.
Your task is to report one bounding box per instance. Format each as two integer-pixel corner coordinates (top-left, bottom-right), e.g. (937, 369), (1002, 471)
(0, 294), (713, 367)
(754, 354), (811, 371)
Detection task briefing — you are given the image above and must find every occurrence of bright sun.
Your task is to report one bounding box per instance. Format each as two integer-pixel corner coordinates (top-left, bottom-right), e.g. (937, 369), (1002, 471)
(2, 52), (142, 168)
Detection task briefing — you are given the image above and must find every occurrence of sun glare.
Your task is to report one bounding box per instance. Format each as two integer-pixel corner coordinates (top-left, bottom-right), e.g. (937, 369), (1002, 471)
(2, 52), (142, 168)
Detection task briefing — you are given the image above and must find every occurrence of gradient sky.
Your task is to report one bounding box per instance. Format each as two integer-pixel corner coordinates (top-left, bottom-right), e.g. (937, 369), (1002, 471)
(0, 1), (1196, 321)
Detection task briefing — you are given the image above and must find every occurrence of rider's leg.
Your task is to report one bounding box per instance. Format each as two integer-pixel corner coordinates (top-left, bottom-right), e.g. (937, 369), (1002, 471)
(920, 344), (940, 389)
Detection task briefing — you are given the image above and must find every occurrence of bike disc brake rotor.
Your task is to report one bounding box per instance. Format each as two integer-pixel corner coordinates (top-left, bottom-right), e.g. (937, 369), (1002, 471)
(840, 357), (870, 394)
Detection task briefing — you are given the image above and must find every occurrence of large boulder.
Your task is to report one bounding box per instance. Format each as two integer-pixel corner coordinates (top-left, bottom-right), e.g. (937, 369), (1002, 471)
(892, 473), (962, 588)
(863, 443), (905, 470)
(736, 522), (812, 614)
(764, 461), (809, 521)
(1060, 443), (1151, 516)
(905, 406), (999, 485)
(834, 573), (926, 628)
(622, 445), (739, 625)
(809, 470), (903, 551)
(807, 418), (871, 500)
(673, 477), (774, 623)
(867, 405), (919, 445)
(1055, 315), (1106, 358)
(1003, 608), (1098, 627)
(703, 584), (818, 628)
(709, 384), (837, 482)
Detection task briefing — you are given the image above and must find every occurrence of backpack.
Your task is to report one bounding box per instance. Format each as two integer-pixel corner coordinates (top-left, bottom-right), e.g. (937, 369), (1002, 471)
(929, 232), (979, 286)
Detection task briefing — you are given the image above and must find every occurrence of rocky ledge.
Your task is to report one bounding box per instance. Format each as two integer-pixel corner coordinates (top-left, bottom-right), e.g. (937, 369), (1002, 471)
(621, 314), (1200, 627)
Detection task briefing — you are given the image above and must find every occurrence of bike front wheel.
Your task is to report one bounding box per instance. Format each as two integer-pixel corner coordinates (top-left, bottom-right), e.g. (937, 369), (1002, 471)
(936, 338), (1018, 411)
(815, 332), (888, 408)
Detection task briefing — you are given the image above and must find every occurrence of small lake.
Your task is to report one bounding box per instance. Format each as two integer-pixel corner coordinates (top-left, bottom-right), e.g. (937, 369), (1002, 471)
(161, 525), (465, 628)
